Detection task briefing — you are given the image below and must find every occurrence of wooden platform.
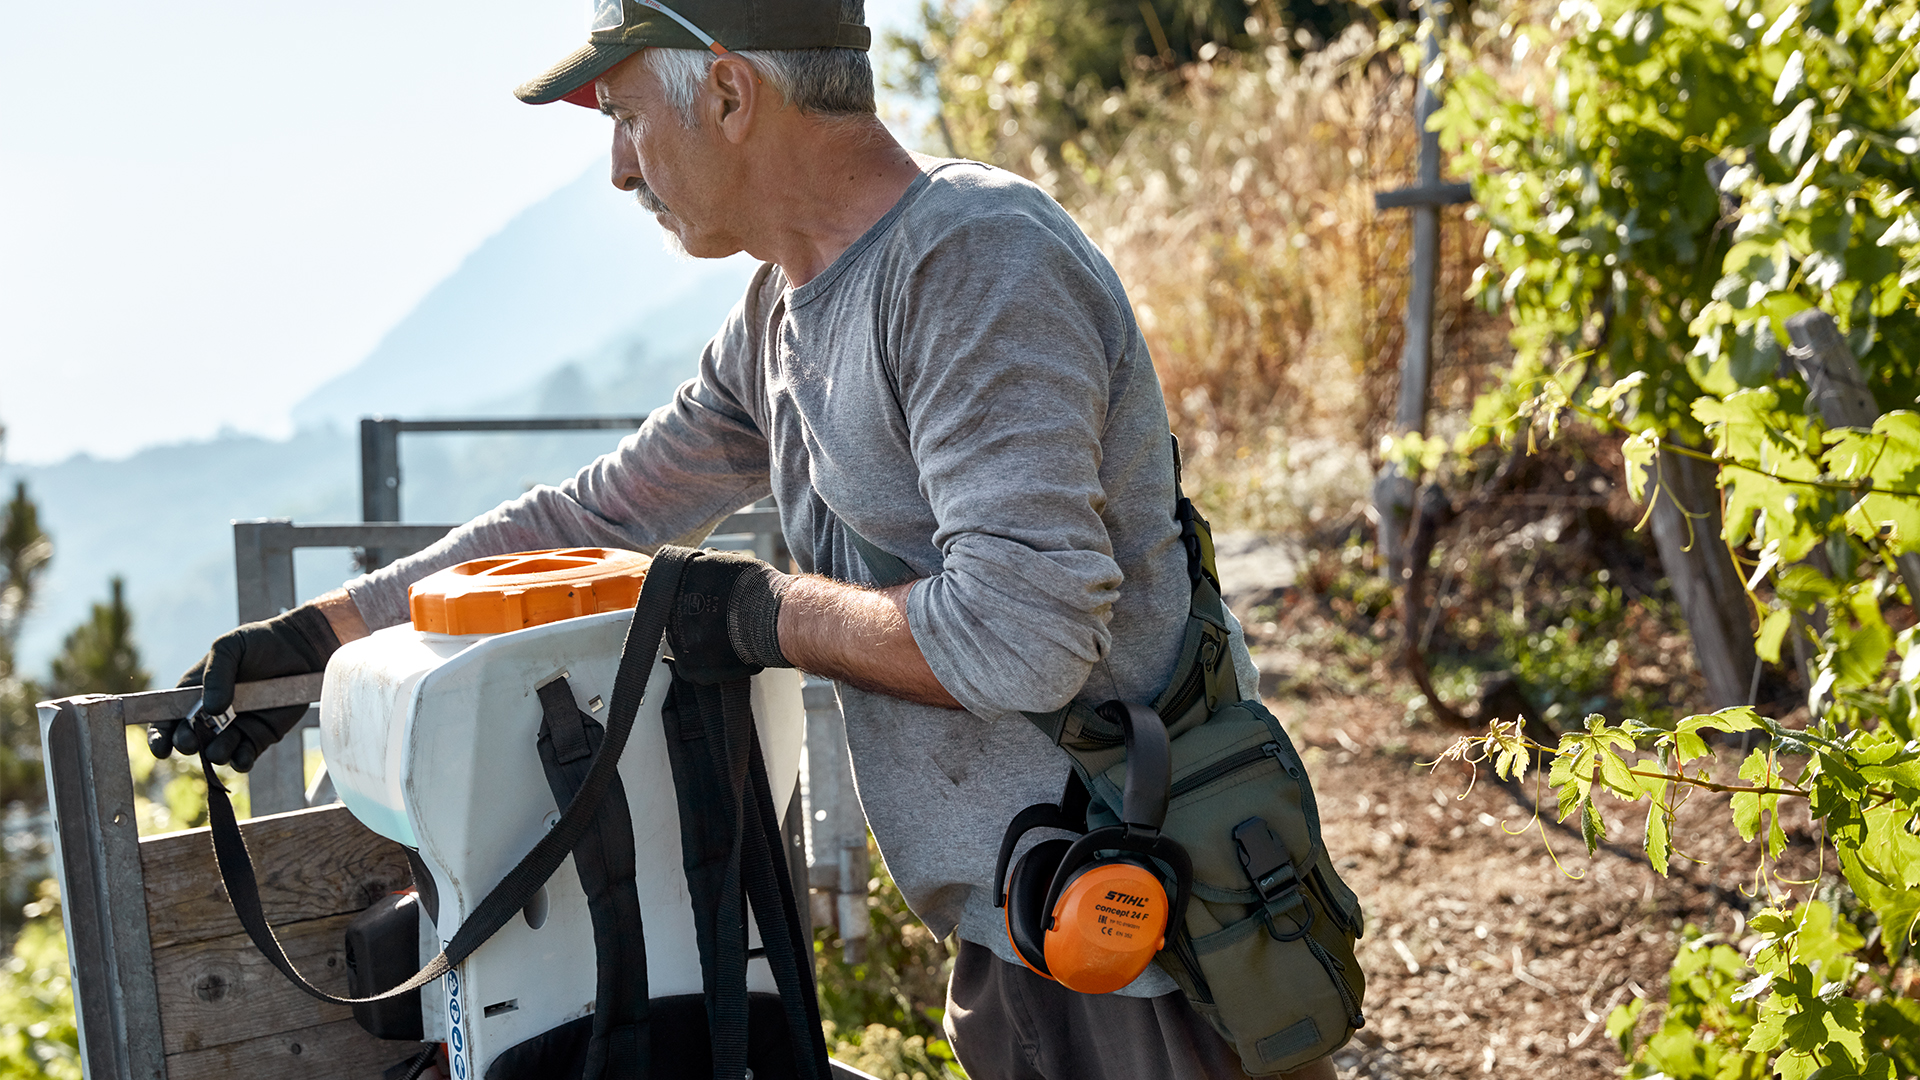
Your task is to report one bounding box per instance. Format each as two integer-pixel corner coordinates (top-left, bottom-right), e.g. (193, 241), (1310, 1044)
(139, 804), (431, 1078)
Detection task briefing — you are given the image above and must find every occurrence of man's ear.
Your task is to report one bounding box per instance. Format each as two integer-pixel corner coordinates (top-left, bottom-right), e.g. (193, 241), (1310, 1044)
(708, 55), (764, 143)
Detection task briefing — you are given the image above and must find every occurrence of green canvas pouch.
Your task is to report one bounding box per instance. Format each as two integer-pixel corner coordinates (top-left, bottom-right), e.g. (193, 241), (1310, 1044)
(1083, 699), (1367, 1074)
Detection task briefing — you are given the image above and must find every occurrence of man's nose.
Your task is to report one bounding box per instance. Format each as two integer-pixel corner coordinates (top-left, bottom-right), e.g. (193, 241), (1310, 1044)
(610, 130), (642, 192)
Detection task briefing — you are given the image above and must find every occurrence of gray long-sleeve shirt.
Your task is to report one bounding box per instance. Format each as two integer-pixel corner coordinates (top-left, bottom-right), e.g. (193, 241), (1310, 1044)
(345, 160), (1255, 994)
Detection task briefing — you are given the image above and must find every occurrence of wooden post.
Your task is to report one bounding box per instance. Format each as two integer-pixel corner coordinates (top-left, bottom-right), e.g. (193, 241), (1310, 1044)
(1785, 309), (1920, 603)
(1371, 0), (1473, 579)
(1643, 446), (1758, 709)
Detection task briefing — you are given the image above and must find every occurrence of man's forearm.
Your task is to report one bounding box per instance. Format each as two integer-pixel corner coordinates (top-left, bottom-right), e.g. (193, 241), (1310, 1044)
(313, 571), (962, 710)
(313, 588), (371, 645)
(776, 576), (962, 709)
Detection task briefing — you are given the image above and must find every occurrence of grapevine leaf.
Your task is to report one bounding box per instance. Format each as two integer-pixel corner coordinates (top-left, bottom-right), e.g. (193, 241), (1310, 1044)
(1587, 370), (1647, 411)
(1622, 432), (1658, 503)
(1774, 565), (1840, 609)
(1756, 607), (1792, 664)
(1672, 708), (1762, 765)
(1580, 793), (1603, 854)
(1596, 745), (1637, 798)
(1605, 998), (1645, 1057)
(1490, 718), (1530, 782)
(1644, 796), (1671, 875)
(1746, 1007), (1789, 1056)
(1731, 748), (1769, 841)
(1770, 1050), (1819, 1080)
(1731, 788), (1762, 842)
(1731, 970), (1775, 1003)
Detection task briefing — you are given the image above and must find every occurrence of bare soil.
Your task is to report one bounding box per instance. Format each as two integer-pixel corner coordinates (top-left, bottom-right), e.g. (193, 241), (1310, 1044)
(1261, 681), (1820, 1080)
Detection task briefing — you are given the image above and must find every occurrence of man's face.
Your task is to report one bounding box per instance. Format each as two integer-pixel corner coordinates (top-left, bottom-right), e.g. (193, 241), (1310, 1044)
(597, 54), (740, 258)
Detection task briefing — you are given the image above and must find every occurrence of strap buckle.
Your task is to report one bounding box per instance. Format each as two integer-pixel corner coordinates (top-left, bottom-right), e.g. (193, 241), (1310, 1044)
(1234, 817), (1313, 942)
(1234, 817), (1299, 903)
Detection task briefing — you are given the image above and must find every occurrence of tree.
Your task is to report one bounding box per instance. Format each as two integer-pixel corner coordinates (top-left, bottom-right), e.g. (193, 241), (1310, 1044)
(0, 482), (51, 664)
(46, 578), (149, 700)
(899, 0), (1368, 174)
(0, 483), (52, 942)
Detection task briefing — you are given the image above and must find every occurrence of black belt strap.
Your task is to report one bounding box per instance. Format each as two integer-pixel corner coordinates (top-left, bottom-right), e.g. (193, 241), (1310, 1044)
(200, 548), (690, 1007)
(537, 677), (649, 1080)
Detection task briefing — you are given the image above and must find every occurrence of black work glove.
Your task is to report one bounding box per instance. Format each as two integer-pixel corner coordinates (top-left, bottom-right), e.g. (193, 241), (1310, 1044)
(149, 604), (342, 772)
(664, 547), (792, 685)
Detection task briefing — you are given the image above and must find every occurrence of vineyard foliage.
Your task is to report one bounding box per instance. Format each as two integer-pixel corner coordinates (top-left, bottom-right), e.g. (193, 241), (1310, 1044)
(1434, 0), (1920, 1075)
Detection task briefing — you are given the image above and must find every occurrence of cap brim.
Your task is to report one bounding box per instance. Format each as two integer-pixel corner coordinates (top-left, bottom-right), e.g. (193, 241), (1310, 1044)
(515, 41), (644, 106)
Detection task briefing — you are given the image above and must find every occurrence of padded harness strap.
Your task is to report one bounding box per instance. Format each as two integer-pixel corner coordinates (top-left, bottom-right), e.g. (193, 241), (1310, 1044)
(537, 677), (649, 1080)
(663, 676), (833, 1080)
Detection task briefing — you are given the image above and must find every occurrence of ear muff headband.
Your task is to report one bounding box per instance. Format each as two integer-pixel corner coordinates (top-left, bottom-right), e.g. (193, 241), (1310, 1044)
(1036, 703), (1192, 932)
(992, 701), (1195, 994)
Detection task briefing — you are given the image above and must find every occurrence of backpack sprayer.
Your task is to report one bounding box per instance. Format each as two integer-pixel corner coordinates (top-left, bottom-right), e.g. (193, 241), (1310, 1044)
(203, 548), (828, 1079)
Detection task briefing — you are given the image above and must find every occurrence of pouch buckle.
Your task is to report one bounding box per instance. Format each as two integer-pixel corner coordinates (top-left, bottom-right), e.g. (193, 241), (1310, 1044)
(1233, 816), (1298, 903)
(1234, 817), (1312, 941)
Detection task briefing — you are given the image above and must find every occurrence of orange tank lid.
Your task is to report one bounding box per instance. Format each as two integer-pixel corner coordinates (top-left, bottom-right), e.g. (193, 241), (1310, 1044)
(407, 548), (651, 635)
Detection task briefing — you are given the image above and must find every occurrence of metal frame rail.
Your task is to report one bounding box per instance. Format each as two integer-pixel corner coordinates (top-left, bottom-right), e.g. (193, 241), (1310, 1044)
(357, 416), (651, 566)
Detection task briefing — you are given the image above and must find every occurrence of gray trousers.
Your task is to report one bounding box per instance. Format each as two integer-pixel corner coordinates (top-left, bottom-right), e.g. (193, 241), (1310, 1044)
(943, 941), (1334, 1080)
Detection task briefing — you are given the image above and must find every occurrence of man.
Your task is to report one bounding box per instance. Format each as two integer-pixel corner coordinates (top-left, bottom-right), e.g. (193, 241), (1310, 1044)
(152, 2), (1335, 1077)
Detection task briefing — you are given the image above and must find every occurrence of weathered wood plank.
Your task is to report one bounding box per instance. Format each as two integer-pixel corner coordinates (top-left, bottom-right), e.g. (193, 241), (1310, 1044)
(140, 803), (410, 950)
(162, 1017), (429, 1080)
(153, 911), (364, 1055)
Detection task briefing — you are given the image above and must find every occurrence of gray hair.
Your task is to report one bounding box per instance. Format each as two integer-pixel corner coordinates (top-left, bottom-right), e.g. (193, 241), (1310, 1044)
(641, 0), (873, 122)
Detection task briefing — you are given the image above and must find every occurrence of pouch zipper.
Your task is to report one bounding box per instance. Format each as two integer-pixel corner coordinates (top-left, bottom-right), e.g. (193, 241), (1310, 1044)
(1159, 658), (1205, 726)
(1170, 741), (1294, 801)
(1304, 931), (1367, 1031)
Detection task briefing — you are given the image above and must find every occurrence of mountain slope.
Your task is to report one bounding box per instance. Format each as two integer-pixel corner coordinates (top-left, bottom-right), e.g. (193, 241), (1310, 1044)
(291, 166), (755, 428)
(9, 167), (763, 680)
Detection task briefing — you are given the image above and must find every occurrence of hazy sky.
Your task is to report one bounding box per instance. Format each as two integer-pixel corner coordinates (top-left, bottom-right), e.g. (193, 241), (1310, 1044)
(1, 0), (916, 465)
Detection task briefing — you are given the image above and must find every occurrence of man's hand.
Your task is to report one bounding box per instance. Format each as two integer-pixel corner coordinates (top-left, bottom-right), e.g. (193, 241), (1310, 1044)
(664, 547), (792, 684)
(149, 604), (343, 772)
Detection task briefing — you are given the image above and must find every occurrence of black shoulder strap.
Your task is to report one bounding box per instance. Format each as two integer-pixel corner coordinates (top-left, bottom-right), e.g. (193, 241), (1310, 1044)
(537, 677), (649, 1080)
(663, 674), (833, 1080)
(200, 547), (692, 1007)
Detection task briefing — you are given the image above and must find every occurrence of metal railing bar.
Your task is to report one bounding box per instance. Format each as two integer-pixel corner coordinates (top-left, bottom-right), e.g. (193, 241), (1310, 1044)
(393, 417), (649, 433)
(49, 673), (329, 729)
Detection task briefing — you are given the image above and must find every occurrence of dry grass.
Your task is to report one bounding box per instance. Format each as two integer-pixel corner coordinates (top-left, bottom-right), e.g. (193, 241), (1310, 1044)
(1014, 25), (1507, 533)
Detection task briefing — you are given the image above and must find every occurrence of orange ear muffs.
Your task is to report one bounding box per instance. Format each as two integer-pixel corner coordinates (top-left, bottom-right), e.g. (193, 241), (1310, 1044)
(993, 701), (1193, 995)
(1037, 855), (1170, 993)
(1003, 837), (1071, 975)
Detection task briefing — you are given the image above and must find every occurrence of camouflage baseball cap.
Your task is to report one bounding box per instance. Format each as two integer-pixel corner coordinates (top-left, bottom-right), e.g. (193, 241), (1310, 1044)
(516, 0), (872, 108)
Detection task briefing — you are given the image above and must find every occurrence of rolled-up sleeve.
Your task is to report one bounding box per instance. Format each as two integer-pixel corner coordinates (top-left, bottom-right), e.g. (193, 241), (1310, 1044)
(895, 212), (1131, 716)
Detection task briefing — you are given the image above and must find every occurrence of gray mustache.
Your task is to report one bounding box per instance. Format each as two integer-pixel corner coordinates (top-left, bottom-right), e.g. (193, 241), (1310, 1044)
(634, 181), (669, 215)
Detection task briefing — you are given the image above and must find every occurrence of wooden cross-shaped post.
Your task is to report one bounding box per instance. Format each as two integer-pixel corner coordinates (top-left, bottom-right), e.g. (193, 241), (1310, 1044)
(1372, 0), (1473, 580)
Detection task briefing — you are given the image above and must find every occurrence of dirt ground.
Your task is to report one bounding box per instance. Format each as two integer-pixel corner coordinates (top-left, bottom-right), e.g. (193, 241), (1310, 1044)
(1257, 666), (1816, 1080)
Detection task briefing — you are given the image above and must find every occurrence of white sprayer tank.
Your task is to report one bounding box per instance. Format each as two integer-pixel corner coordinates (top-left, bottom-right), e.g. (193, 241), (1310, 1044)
(319, 548), (805, 1079)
